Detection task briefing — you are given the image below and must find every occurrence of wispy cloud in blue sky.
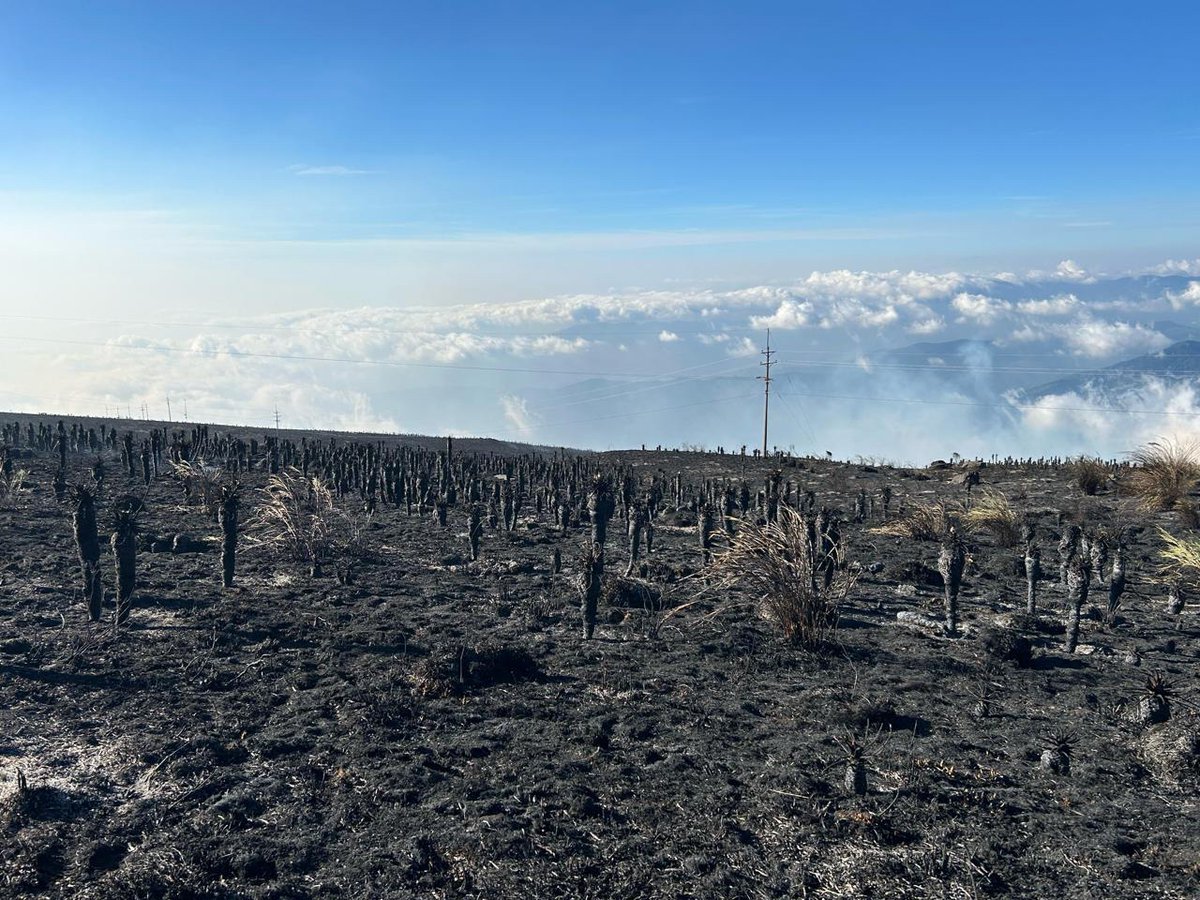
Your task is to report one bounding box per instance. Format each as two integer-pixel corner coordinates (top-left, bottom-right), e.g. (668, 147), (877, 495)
(287, 164), (373, 177)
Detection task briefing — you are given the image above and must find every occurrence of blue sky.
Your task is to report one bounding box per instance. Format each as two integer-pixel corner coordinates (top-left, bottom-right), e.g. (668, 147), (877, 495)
(2, 1), (1198, 264)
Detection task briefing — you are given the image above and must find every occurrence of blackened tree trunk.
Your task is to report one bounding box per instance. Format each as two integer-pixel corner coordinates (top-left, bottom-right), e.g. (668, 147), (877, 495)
(938, 529), (966, 636)
(588, 475), (615, 547)
(219, 487), (239, 588)
(112, 528), (136, 626)
(1105, 544), (1126, 626)
(698, 503), (716, 565)
(1025, 541), (1041, 616)
(1063, 557), (1090, 653)
(626, 505), (645, 576)
(580, 542), (604, 639)
(71, 488), (103, 621)
(468, 503), (483, 561)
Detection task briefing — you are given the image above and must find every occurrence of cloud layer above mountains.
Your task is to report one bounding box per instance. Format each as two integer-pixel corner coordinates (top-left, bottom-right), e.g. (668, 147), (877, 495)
(6, 260), (1200, 462)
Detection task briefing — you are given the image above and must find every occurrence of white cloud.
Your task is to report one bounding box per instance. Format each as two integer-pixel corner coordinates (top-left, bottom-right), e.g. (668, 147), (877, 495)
(1006, 315), (1170, 358)
(1016, 382), (1200, 451)
(908, 317), (945, 335)
(8, 260), (1200, 457)
(1060, 319), (1170, 358)
(751, 299), (811, 330)
(1150, 258), (1200, 276)
(1016, 294), (1081, 316)
(727, 337), (759, 357)
(951, 292), (1011, 324)
(1054, 259), (1095, 282)
(1166, 281), (1200, 309)
(799, 269), (969, 301)
(288, 164), (372, 176)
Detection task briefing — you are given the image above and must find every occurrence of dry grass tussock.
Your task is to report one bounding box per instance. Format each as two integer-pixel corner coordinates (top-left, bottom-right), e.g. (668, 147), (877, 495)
(1126, 438), (1200, 511)
(169, 458), (222, 514)
(870, 498), (964, 541)
(249, 469), (367, 580)
(0, 467), (28, 506)
(1069, 455), (1110, 496)
(1157, 528), (1200, 578)
(963, 490), (1020, 547)
(706, 505), (855, 648)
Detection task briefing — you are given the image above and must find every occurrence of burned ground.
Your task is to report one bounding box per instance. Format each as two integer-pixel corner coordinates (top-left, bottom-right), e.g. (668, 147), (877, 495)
(1, 423), (1199, 898)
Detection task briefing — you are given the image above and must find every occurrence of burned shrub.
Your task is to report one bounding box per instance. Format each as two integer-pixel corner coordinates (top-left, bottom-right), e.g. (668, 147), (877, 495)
(1039, 729), (1077, 776)
(1070, 456), (1109, 496)
(601, 575), (662, 610)
(977, 625), (1033, 668)
(409, 642), (539, 698)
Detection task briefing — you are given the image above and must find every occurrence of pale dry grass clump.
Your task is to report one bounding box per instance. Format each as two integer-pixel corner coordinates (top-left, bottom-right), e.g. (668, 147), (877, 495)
(1126, 438), (1200, 511)
(1158, 527), (1200, 577)
(249, 469), (365, 579)
(708, 505), (854, 648)
(169, 458), (222, 515)
(870, 499), (963, 542)
(963, 489), (1020, 547)
(0, 461), (29, 506)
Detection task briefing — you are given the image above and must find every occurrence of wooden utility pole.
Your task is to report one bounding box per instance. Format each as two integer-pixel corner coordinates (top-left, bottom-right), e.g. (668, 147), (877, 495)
(757, 329), (774, 457)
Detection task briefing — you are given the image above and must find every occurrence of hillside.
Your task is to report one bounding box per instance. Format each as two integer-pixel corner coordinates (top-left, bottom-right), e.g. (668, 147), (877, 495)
(1, 415), (1198, 898)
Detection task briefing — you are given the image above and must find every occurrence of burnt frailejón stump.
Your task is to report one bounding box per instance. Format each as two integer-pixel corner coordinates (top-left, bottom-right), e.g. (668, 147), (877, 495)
(70, 485), (104, 621)
(698, 502), (716, 565)
(110, 495), (142, 627)
(1040, 729), (1076, 776)
(1063, 555), (1091, 653)
(588, 474), (615, 547)
(1023, 524), (1041, 616)
(1166, 580), (1185, 616)
(1059, 524), (1081, 588)
(219, 480), (240, 588)
(1105, 537), (1127, 627)
(938, 527), (967, 635)
(626, 502), (647, 576)
(468, 503), (483, 561)
(579, 541), (604, 639)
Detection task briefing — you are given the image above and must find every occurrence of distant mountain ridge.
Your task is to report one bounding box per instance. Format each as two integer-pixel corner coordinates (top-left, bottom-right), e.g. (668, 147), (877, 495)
(1021, 340), (1200, 401)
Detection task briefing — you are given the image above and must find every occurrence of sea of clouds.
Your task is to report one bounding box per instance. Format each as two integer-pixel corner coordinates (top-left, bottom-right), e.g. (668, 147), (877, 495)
(7, 259), (1200, 464)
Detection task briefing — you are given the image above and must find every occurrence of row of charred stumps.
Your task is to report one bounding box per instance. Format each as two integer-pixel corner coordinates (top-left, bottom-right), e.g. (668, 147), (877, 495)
(63, 480), (241, 629)
(575, 471), (846, 640)
(28, 423), (832, 633)
(920, 518), (1136, 651)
